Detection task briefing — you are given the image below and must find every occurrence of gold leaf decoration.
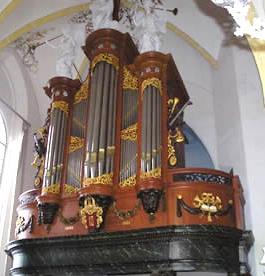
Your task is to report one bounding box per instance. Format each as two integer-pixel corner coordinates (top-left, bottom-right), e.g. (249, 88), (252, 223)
(91, 53), (119, 71)
(168, 135), (177, 166)
(141, 77), (162, 96)
(69, 136), (85, 153)
(74, 78), (89, 104)
(52, 101), (69, 114)
(140, 167), (161, 180)
(80, 197), (103, 229)
(42, 183), (60, 194)
(193, 193), (223, 222)
(83, 173), (113, 187)
(121, 123), (137, 141)
(119, 175), (136, 188)
(123, 67), (138, 90)
(64, 184), (79, 194)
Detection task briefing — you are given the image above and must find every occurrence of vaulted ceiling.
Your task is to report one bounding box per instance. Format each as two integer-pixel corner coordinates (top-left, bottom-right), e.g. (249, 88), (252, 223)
(0, 0), (237, 119)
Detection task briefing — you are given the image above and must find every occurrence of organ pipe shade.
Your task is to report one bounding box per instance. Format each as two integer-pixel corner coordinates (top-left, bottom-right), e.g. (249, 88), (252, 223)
(119, 87), (138, 188)
(83, 61), (118, 185)
(66, 80), (88, 190)
(141, 85), (161, 175)
(43, 103), (68, 193)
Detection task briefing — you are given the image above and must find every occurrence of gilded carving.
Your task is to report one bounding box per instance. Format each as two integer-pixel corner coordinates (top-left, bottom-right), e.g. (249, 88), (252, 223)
(123, 67), (138, 90)
(42, 183), (60, 194)
(121, 123), (137, 141)
(141, 77), (162, 96)
(168, 135), (177, 166)
(91, 53), (119, 71)
(80, 197), (103, 229)
(119, 175), (136, 188)
(168, 97), (179, 116)
(15, 215), (34, 236)
(52, 101), (69, 114)
(193, 193), (223, 222)
(83, 172), (113, 186)
(64, 184), (79, 194)
(74, 78), (89, 104)
(69, 136), (85, 153)
(140, 167), (161, 180)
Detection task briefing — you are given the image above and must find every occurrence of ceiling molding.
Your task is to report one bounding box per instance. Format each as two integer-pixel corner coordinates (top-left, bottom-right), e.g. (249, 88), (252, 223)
(166, 23), (218, 68)
(0, 3), (218, 68)
(0, 0), (21, 24)
(0, 3), (90, 49)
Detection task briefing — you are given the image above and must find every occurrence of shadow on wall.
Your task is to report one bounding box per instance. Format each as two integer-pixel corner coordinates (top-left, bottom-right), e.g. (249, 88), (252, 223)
(184, 123), (214, 169)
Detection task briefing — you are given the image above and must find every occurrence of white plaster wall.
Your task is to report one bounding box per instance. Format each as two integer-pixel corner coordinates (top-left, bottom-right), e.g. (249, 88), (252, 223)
(0, 48), (42, 275)
(162, 30), (218, 167)
(232, 44), (265, 276)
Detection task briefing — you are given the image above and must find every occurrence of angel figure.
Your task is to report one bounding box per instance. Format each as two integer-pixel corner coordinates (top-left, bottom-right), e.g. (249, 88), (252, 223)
(133, 0), (167, 53)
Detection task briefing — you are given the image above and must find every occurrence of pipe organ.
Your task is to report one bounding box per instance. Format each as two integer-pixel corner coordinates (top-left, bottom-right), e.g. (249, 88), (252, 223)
(8, 29), (252, 276)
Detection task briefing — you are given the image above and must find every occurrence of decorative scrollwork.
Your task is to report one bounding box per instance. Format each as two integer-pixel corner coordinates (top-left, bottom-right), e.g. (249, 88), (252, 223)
(111, 199), (141, 220)
(119, 175), (136, 188)
(173, 173), (232, 185)
(168, 97), (179, 117)
(83, 173), (113, 187)
(168, 135), (177, 166)
(74, 78), (89, 104)
(80, 197), (103, 229)
(52, 101), (69, 114)
(121, 123), (137, 141)
(140, 167), (161, 180)
(177, 194), (233, 222)
(15, 215), (34, 236)
(69, 136), (85, 153)
(91, 53), (119, 71)
(141, 77), (162, 96)
(123, 67), (138, 90)
(42, 183), (60, 194)
(64, 184), (79, 194)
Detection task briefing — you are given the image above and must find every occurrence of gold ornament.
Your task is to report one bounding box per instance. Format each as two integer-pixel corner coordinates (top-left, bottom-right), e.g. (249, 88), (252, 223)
(52, 101), (69, 114)
(80, 197), (103, 229)
(168, 97), (179, 116)
(193, 193), (223, 222)
(42, 183), (60, 194)
(69, 136), (85, 153)
(64, 184), (79, 194)
(168, 135), (177, 166)
(119, 175), (136, 188)
(91, 53), (119, 71)
(141, 77), (162, 96)
(83, 173), (113, 187)
(121, 123), (137, 141)
(123, 67), (138, 90)
(140, 167), (161, 180)
(74, 78), (89, 104)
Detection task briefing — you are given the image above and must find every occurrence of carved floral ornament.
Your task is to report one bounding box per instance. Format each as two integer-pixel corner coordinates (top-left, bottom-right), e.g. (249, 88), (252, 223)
(91, 53), (119, 71)
(140, 167), (161, 180)
(69, 136), (85, 153)
(52, 101), (69, 115)
(121, 123), (137, 141)
(123, 67), (138, 90)
(83, 172), (113, 187)
(74, 78), (89, 104)
(141, 77), (162, 97)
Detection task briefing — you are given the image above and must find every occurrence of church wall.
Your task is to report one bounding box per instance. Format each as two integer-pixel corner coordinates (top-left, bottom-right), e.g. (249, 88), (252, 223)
(232, 44), (265, 276)
(162, 30), (218, 167)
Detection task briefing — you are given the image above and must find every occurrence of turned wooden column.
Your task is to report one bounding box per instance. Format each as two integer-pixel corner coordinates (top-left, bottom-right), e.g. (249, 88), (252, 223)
(36, 77), (81, 227)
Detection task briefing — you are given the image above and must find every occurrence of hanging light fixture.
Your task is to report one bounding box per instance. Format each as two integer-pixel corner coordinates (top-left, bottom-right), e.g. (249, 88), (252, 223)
(211, 0), (265, 40)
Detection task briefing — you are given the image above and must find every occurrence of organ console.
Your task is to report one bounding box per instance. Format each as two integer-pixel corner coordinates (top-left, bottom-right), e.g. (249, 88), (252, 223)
(6, 28), (253, 276)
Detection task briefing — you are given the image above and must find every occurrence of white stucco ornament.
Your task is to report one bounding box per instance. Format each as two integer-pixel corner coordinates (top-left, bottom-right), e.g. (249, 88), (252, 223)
(211, 0), (265, 40)
(261, 247), (265, 264)
(48, 24), (86, 78)
(133, 0), (166, 53)
(90, 0), (120, 31)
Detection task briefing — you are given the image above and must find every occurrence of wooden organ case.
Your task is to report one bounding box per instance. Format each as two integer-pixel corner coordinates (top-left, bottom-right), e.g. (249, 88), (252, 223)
(6, 29), (253, 276)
